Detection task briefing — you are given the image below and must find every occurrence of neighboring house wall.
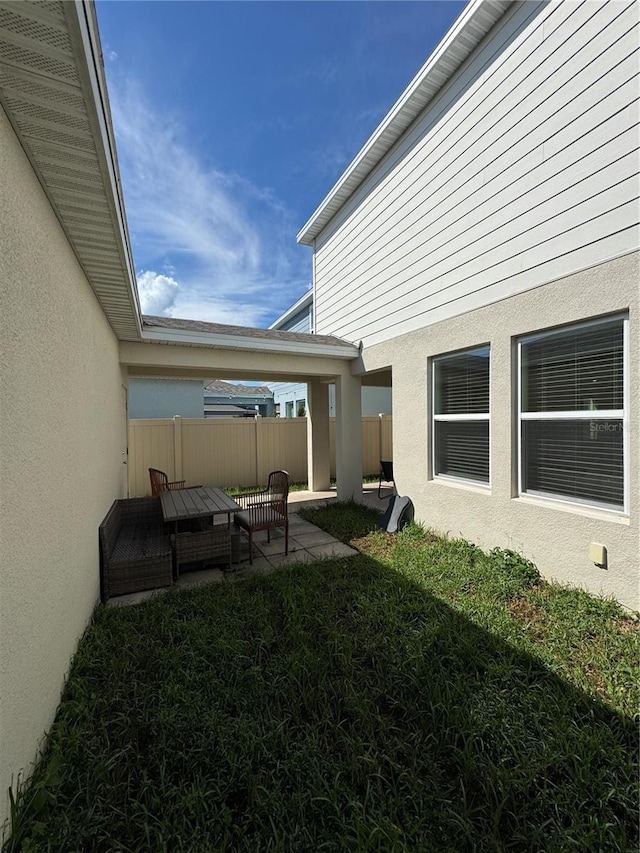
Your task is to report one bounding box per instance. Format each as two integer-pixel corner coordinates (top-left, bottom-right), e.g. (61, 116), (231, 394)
(314, 1), (637, 349)
(270, 297), (392, 417)
(129, 378), (204, 418)
(273, 382), (392, 418)
(0, 106), (126, 822)
(271, 381), (308, 417)
(270, 297), (312, 415)
(203, 392), (275, 418)
(311, 2), (639, 609)
(277, 307), (312, 334)
(128, 379), (276, 419)
(357, 387), (392, 418)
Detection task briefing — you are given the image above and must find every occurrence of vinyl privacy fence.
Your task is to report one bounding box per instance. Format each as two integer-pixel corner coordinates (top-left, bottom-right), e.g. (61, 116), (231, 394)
(128, 416), (393, 497)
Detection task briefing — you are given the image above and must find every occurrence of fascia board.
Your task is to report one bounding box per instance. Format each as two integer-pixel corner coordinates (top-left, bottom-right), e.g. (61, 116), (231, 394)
(268, 290), (313, 329)
(140, 327), (359, 359)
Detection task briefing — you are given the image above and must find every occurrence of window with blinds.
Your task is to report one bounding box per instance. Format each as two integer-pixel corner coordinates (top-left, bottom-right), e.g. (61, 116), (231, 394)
(432, 347), (490, 484)
(519, 316), (626, 511)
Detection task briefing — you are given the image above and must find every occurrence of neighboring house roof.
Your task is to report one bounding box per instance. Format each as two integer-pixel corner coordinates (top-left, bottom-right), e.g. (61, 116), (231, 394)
(141, 315), (358, 358)
(297, 0), (512, 245)
(0, 0), (141, 339)
(204, 404), (258, 417)
(205, 380), (273, 398)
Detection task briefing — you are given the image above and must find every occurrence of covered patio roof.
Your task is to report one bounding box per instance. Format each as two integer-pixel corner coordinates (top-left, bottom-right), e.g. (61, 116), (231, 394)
(140, 315), (359, 360)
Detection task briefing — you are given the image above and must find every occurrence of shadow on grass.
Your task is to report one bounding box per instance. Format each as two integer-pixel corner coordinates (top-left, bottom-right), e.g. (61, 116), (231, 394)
(4, 550), (638, 852)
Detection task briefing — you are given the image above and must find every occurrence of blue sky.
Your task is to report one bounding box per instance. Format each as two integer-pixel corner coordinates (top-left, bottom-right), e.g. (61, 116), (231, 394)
(96, 1), (466, 328)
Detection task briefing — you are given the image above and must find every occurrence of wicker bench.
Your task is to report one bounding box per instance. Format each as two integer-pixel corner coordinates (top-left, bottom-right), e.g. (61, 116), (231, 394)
(99, 497), (172, 601)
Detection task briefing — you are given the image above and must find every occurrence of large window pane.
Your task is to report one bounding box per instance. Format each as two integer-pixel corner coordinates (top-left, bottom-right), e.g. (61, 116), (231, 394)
(520, 316), (626, 511)
(435, 349), (489, 414)
(435, 421), (489, 483)
(433, 346), (490, 485)
(522, 420), (623, 508)
(522, 320), (623, 412)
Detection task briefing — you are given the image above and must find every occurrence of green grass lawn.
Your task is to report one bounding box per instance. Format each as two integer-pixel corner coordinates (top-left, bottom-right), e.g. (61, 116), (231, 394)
(5, 504), (638, 852)
(224, 481), (310, 495)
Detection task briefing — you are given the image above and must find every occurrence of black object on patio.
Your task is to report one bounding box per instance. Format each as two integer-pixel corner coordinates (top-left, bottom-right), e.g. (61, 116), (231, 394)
(378, 460), (395, 498)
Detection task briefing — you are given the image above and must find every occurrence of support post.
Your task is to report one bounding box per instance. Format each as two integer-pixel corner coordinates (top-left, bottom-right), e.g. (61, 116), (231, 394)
(335, 371), (362, 502)
(307, 379), (331, 491)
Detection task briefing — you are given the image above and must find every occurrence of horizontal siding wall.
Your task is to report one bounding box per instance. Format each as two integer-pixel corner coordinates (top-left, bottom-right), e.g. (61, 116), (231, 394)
(314, 0), (639, 347)
(128, 417), (393, 496)
(279, 307), (312, 334)
(270, 381), (308, 416)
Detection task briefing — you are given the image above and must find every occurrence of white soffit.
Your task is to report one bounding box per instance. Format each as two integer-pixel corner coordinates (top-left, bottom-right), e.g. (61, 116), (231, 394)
(297, 0), (513, 246)
(0, 0), (142, 339)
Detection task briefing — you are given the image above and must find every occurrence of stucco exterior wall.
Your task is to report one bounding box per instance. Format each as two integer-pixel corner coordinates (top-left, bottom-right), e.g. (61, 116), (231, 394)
(0, 106), (126, 826)
(358, 254), (639, 610)
(129, 377), (205, 418)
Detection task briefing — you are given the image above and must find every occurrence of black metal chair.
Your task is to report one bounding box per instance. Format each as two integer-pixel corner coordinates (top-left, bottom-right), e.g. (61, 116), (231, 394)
(378, 460), (395, 498)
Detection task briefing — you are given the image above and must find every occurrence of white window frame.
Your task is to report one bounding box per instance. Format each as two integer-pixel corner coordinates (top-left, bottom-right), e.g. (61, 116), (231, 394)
(431, 346), (491, 488)
(517, 315), (628, 515)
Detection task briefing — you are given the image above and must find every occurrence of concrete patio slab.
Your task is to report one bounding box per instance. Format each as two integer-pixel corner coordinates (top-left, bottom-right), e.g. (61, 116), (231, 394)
(254, 536), (305, 557)
(251, 528), (286, 544)
(291, 530), (339, 548)
(269, 549), (318, 567)
(287, 520), (322, 535)
(289, 513), (318, 533)
(225, 556), (273, 577)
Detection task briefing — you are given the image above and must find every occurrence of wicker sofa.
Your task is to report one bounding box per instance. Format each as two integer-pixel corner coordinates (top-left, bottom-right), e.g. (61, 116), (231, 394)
(99, 497), (172, 602)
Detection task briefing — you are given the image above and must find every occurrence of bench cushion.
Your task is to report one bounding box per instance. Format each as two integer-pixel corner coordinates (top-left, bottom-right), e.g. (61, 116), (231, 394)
(99, 498), (172, 601)
(111, 524), (170, 565)
(235, 508), (286, 529)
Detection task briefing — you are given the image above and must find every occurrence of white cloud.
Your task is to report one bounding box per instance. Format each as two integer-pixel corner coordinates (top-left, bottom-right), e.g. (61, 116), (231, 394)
(109, 79), (309, 326)
(136, 270), (179, 315)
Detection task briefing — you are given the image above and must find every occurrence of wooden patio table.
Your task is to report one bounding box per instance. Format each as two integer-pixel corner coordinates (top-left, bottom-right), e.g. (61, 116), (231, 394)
(159, 486), (243, 575)
(160, 485), (241, 529)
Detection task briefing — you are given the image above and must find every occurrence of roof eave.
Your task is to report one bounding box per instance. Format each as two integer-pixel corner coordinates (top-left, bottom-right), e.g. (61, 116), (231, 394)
(0, 0), (142, 339)
(268, 289), (313, 329)
(64, 1), (142, 336)
(140, 326), (359, 359)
